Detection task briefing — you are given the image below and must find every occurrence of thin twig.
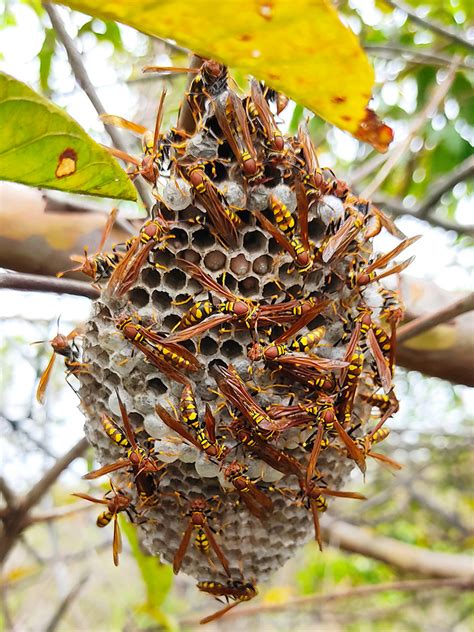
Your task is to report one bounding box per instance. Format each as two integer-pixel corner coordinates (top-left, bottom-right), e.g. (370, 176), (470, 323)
(364, 44), (474, 70)
(44, 574), (88, 632)
(22, 438), (89, 514)
(0, 272), (99, 299)
(416, 155), (474, 219)
(361, 59), (459, 199)
(182, 577), (474, 624)
(42, 3), (154, 212)
(383, 0), (474, 51)
(22, 502), (94, 528)
(397, 292), (474, 343)
(1, 415), (57, 459)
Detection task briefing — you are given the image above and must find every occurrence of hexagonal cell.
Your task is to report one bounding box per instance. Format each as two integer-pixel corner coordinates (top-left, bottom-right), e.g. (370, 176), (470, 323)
(146, 377), (167, 395)
(204, 250), (227, 271)
(243, 229), (267, 254)
(230, 254), (250, 276)
(171, 228), (189, 249)
(177, 249), (201, 264)
(153, 249), (174, 269)
(221, 340), (242, 360)
(152, 290), (173, 311)
(193, 229), (215, 249)
(267, 237), (281, 255)
(238, 276), (259, 297)
(262, 281), (281, 299)
(128, 287), (149, 308)
(217, 272), (237, 293)
(141, 267), (162, 289)
(252, 254), (272, 275)
(163, 269), (186, 290)
(200, 336), (219, 356)
(163, 314), (181, 331)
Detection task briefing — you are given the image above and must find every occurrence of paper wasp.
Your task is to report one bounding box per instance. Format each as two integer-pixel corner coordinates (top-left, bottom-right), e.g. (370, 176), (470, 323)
(34, 326), (86, 404)
(348, 235), (420, 289)
(181, 163), (242, 246)
(340, 306), (392, 393)
(249, 79), (285, 155)
(83, 392), (164, 501)
(57, 208), (126, 283)
(171, 495), (230, 576)
(155, 392), (227, 461)
(229, 418), (303, 479)
(115, 314), (201, 385)
(143, 60), (228, 128)
(353, 429), (402, 471)
(261, 325), (326, 361)
(348, 197), (406, 240)
(212, 363), (280, 435)
(300, 479), (366, 550)
(72, 483), (133, 566)
(213, 90), (260, 179)
(321, 208), (366, 264)
(198, 579), (258, 624)
(360, 389), (399, 437)
(223, 460), (273, 520)
(380, 288), (405, 372)
(106, 213), (172, 298)
(104, 89), (168, 184)
(253, 200), (313, 274)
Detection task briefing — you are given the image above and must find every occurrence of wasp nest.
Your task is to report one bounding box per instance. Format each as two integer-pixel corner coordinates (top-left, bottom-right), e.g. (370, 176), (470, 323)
(71, 60), (411, 618)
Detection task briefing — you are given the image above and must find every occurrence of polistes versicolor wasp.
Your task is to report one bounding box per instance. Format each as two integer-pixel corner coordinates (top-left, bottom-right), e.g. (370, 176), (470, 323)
(360, 389), (400, 438)
(57, 208), (127, 283)
(340, 305), (392, 394)
(211, 363), (280, 436)
(143, 60), (228, 128)
(261, 84), (289, 115)
(106, 211), (172, 298)
(320, 206), (366, 264)
(83, 391), (164, 502)
(257, 325), (327, 362)
(72, 482), (133, 566)
(213, 89), (261, 179)
(105, 89), (168, 184)
(34, 326), (86, 404)
(379, 288), (405, 372)
(353, 428), (402, 471)
(197, 579), (258, 624)
(248, 79), (285, 156)
(171, 494), (230, 576)
(115, 314), (201, 385)
(299, 478), (366, 551)
(168, 260), (329, 341)
(180, 162), (242, 246)
(229, 417), (303, 480)
(155, 390), (227, 461)
(253, 192), (313, 274)
(347, 235), (420, 289)
(346, 196), (406, 240)
(223, 460), (273, 520)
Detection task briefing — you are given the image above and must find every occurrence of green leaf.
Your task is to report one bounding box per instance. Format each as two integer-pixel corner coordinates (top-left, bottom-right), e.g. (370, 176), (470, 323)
(120, 518), (173, 610)
(0, 72), (137, 200)
(38, 28), (56, 95)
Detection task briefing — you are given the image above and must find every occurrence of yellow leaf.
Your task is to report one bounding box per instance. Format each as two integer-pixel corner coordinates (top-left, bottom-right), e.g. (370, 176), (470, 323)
(54, 0), (392, 150)
(402, 325), (457, 351)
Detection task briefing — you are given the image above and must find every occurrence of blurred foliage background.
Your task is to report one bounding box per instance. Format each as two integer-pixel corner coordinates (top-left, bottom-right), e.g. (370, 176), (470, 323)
(0, 0), (473, 630)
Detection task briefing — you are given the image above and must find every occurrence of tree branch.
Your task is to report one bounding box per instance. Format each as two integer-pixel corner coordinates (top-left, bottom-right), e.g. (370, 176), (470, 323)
(397, 291), (474, 343)
(183, 577), (473, 624)
(42, 3), (154, 212)
(383, 0), (474, 51)
(364, 44), (474, 70)
(0, 271), (99, 299)
(44, 575), (88, 632)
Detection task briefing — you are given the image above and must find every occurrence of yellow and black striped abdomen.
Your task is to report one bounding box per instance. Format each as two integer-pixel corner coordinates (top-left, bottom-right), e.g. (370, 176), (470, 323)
(97, 509), (113, 528)
(102, 416), (130, 448)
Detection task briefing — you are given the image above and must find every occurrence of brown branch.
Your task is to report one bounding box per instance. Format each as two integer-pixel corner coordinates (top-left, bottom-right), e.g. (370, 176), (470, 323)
(383, 0), (474, 51)
(364, 44), (474, 70)
(0, 438), (88, 565)
(22, 438), (88, 514)
(321, 518), (474, 578)
(42, 3), (154, 212)
(361, 59), (459, 199)
(416, 155), (474, 219)
(44, 575), (88, 632)
(0, 271), (99, 299)
(397, 291), (474, 343)
(0, 478), (16, 508)
(21, 502), (93, 528)
(183, 577), (473, 624)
